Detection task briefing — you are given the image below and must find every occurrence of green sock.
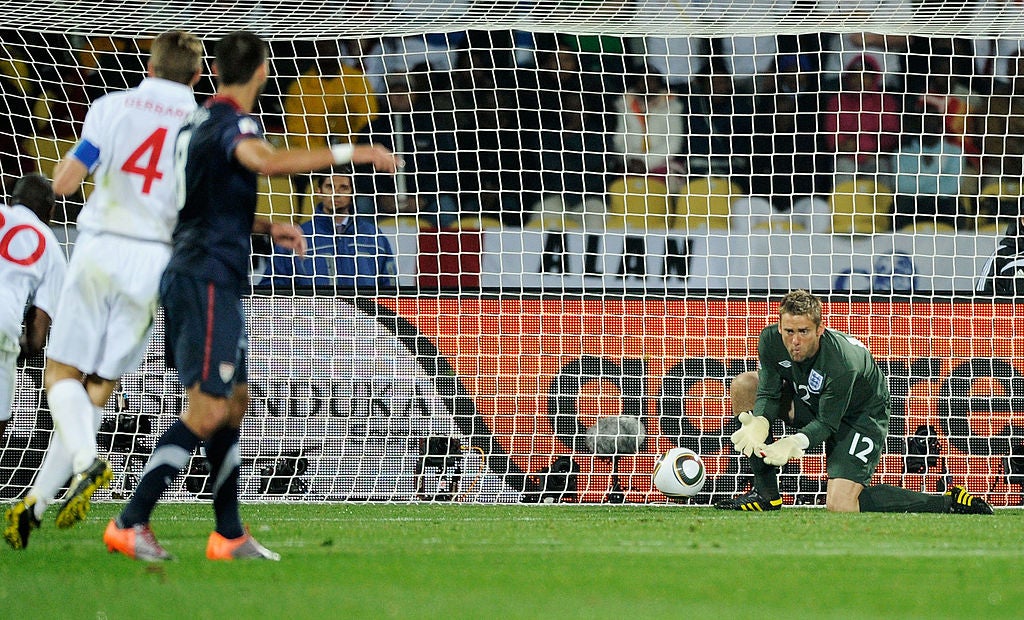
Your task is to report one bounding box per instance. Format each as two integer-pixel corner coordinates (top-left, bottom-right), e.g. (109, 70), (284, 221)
(859, 484), (948, 513)
(750, 455), (781, 499)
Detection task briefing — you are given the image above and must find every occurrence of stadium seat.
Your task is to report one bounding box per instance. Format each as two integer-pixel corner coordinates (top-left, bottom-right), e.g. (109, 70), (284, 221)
(973, 179), (1022, 234)
(23, 135), (75, 179)
(455, 214), (505, 231)
(256, 174), (304, 223)
(895, 220), (958, 235)
(828, 178), (895, 235)
(674, 176), (740, 232)
(606, 175), (670, 230)
(476, 215), (505, 230)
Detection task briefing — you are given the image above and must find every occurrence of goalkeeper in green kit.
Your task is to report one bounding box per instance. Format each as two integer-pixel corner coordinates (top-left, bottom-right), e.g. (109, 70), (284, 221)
(716, 289), (993, 514)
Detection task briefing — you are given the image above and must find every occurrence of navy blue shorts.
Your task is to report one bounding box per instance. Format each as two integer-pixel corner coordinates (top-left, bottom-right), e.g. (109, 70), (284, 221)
(160, 270), (247, 397)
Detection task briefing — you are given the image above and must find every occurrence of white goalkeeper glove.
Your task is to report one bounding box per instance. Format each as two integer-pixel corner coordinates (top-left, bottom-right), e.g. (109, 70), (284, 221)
(730, 411), (770, 457)
(759, 433), (810, 466)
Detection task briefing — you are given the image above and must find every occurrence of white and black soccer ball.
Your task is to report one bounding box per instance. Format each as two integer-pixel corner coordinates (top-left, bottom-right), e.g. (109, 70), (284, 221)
(652, 447), (706, 499)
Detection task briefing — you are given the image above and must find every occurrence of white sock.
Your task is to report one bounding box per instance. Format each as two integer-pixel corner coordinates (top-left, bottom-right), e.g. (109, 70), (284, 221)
(27, 432), (72, 519)
(93, 405), (104, 434)
(26, 406), (105, 520)
(46, 379), (98, 474)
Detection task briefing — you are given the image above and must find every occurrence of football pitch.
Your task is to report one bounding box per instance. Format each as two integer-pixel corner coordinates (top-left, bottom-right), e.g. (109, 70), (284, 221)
(2, 503), (1021, 619)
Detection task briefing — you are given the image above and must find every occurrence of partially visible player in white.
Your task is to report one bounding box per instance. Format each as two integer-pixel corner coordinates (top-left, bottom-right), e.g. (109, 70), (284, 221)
(0, 174), (66, 441)
(11, 31), (204, 544)
(0, 174), (67, 549)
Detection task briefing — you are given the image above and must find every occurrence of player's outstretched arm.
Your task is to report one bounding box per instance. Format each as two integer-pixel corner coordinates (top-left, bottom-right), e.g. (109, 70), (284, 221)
(346, 144), (400, 173)
(235, 138), (398, 177)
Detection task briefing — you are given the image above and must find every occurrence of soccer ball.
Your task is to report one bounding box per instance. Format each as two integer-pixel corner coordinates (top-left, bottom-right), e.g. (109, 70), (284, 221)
(652, 448), (706, 499)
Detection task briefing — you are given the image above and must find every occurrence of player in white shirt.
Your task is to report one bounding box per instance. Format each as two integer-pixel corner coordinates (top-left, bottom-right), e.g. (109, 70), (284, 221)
(4, 31), (204, 548)
(0, 174), (67, 549)
(0, 175), (66, 441)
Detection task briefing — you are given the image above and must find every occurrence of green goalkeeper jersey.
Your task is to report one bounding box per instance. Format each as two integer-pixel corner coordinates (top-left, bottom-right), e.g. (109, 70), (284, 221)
(753, 325), (890, 448)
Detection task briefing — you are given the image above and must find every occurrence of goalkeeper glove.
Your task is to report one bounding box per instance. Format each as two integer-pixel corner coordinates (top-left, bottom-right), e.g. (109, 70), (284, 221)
(730, 411), (770, 457)
(759, 433), (810, 466)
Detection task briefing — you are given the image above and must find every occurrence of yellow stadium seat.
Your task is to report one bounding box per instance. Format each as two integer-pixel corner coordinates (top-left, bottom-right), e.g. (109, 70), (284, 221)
(829, 178), (894, 235)
(895, 220), (957, 235)
(476, 215), (504, 230)
(23, 135), (76, 179)
(606, 175), (670, 230)
(256, 175), (306, 224)
(674, 176), (741, 231)
(973, 179), (1022, 233)
(752, 218), (806, 233)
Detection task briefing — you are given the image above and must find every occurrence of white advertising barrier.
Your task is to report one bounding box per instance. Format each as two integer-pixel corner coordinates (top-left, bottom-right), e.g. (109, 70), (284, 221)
(757, 232), (1002, 293)
(383, 221), (1000, 293)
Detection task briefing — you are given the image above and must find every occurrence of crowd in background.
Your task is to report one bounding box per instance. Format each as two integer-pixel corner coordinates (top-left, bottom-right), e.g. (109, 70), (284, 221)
(3, 29), (1024, 236)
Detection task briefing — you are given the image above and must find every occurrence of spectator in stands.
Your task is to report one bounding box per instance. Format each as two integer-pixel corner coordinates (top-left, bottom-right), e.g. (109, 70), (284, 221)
(517, 33), (612, 229)
(451, 35), (535, 226)
(681, 58), (755, 183)
(609, 70), (685, 184)
(262, 168), (396, 290)
(559, 33), (627, 94)
(361, 33), (463, 97)
(747, 52), (833, 232)
(715, 35), (778, 95)
(282, 38), (379, 204)
(30, 34), (90, 140)
(80, 36), (150, 102)
(905, 37), (981, 167)
(353, 66), (463, 229)
(971, 48), (1024, 183)
(892, 103), (975, 231)
(973, 37), (1024, 93)
(822, 32), (908, 93)
(0, 51), (35, 195)
(639, 35), (707, 95)
(822, 53), (903, 186)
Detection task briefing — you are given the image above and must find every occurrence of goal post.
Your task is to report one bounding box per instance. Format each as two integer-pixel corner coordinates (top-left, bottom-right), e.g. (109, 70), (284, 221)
(2, 1), (1024, 507)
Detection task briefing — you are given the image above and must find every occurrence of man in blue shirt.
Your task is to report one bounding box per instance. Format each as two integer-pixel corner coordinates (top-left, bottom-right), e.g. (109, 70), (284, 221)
(263, 167), (396, 290)
(103, 31), (397, 562)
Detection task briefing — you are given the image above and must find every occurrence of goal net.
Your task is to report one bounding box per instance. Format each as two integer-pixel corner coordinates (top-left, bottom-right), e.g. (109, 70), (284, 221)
(3, 1), (1024, 507)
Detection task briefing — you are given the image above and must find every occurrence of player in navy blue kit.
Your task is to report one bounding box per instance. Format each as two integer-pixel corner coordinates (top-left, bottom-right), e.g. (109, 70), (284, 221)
(104, 31), (397, 561)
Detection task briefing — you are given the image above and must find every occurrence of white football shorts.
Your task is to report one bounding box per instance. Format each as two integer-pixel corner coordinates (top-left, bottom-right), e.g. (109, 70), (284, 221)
(47, 232), (172, 380)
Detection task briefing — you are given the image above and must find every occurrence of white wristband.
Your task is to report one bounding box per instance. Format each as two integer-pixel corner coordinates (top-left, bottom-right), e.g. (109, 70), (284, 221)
(330, 144), (354, 165)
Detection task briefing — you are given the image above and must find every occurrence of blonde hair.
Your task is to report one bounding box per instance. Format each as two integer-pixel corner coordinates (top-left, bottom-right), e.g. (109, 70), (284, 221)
(150, 30), (203, 85)
(778, 289), (822, 326)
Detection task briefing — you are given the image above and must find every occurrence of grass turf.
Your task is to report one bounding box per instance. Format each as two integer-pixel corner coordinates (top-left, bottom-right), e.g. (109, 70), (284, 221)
(1, 502), (1021, 619)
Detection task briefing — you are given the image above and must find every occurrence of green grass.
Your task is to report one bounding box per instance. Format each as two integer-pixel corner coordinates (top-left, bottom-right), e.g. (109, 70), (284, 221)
(1, 503), (1021, 620)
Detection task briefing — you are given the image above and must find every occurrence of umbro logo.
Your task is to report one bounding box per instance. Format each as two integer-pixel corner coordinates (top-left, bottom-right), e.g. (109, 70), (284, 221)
(778, 360), (792, 368)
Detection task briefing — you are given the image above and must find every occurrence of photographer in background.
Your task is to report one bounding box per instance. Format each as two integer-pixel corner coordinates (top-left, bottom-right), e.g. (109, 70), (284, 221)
(976, 213), (1024, 297)
(261, 167), (396, 291)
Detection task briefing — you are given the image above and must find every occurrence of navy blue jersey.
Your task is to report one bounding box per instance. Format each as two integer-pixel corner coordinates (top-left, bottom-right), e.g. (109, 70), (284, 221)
(166, 96), (262, 292)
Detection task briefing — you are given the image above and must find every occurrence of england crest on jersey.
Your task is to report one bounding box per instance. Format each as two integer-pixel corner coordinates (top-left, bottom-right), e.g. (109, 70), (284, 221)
(808, 370), (824, 393)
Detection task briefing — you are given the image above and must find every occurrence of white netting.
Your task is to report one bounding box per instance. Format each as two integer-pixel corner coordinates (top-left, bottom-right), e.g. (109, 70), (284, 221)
(2, 1), (1024, 507)
(2, 1), (1024, 38)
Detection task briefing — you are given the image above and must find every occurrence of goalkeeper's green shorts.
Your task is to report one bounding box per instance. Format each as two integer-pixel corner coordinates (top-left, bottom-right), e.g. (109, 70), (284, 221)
(823, 420), (884, 485)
